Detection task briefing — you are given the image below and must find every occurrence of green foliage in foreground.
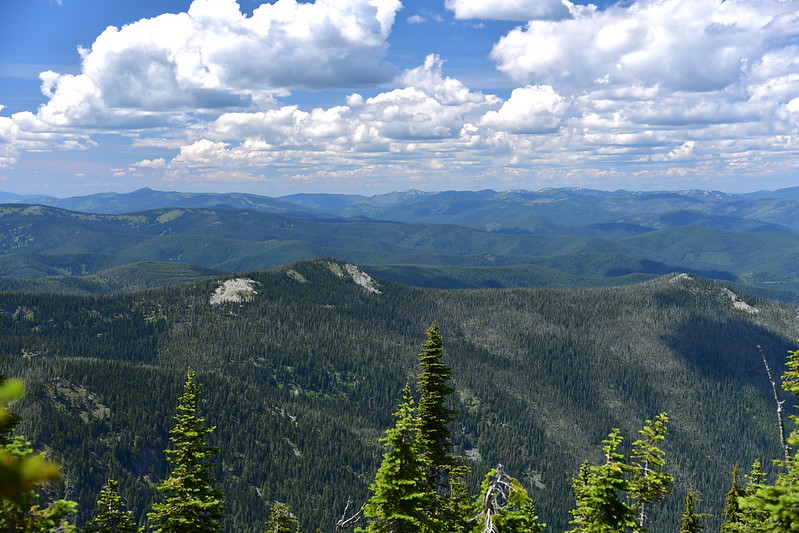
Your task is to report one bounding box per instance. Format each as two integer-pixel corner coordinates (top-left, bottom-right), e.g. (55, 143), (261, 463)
(266, 502), (301, 533)
(472, 466), (545, 533)
(7, 333), (799, 532)
(740, 347), (799, 531)
(0, 377), (76, 531)
(358, 385), (442, 533)
(148, 369), (225, 533)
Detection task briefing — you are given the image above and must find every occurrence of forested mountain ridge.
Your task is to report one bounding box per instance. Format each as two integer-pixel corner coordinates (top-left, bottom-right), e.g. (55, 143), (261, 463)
(3, 202), (799, 301)
(4, 186), (799, 231)
(2, 259), (797, 531)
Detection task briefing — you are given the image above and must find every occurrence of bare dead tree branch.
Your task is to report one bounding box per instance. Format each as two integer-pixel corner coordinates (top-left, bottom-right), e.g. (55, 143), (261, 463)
(334, 497), (363, 532)
(758, 345), (791, 462)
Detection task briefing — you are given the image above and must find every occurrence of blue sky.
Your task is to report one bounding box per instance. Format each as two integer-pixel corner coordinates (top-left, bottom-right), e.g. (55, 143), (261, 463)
(1, 0), (799, 197)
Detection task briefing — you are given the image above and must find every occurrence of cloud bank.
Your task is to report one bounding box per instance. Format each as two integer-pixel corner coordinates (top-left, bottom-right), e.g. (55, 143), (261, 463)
(2, 0), (799, 192)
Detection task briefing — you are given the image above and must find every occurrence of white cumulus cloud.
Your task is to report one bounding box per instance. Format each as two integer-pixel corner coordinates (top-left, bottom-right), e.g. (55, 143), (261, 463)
(35, 0), (402, 127)
(133, 158), (167, 168)
(491, 0), (795, 92)
(480, 85), (567, 133)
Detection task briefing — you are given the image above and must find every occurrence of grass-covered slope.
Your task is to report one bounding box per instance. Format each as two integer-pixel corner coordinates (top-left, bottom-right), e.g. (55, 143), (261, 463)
(2, 260), (797, 531)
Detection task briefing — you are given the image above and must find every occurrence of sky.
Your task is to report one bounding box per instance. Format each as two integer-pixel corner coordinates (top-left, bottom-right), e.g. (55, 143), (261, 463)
(1, 0), (799, 197)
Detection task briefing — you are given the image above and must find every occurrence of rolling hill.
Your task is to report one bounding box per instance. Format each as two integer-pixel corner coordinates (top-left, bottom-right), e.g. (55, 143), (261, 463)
(1, 202), (798, 301)
(3, 260), (798, 531)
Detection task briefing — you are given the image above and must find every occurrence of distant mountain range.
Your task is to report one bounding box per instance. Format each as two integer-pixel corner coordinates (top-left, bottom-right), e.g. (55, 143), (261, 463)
(1, 187), (798, 300)
(4, 186), (799, 230)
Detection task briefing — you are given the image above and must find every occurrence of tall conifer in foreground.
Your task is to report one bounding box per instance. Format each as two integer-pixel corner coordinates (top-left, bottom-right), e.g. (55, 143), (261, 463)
(415, 322), (470, 530)
(630, 413), (673, 530)
(87, 478), (136, 533)
(721, 464), (746, 533)
(148, 369), (225, 533)
(567, 429), (636, 533)
(358, 385), (442, 533)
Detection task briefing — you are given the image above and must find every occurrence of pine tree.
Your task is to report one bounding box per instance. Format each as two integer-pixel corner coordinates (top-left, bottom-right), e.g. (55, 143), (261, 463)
(148, 369), (225, 533)
(629, 413), (672, 531)
(415, 322), (469, 530)
(721, 464), (746, 533)
(567, 429), (636, 533)
(87, 478), (137, 533)
(736, 461), (767, 532)
(569, 462), (592, 531)
(744, 459), (766, 488)
(472, 464), (545, 533)
(266, 502), (301, 533)
(358, 385), (443, 533)
(416, 322), (458, 475)
(722, 460), (766, 533)
(679, 492), (709, 533)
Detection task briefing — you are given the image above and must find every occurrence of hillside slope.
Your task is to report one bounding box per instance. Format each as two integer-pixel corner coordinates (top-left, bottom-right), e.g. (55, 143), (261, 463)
(6, 203), (799, 301)
(3, 260), (797, 531)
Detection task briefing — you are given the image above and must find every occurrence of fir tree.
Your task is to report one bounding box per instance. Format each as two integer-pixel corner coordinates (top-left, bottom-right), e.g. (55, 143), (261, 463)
(87, 478), (137, 533)
(679, 492), (709, 533)
(629, 413), (672, 531)
(567, 429), (636, 533)
(415, 322), (469, 530)
(472, 464), (545, 533)
(148, 369), (225, 533)
(358, 385), (443, 533)
(722, 460), (767, 533)
(721, 464), (746, 533)
(416, 322), (458, 474)
(744, 459), (766, 488)
(266, 502), (301, 533)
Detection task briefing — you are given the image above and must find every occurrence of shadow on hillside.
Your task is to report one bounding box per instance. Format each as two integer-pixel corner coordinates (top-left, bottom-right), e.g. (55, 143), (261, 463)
(662, 316), (794, 388)
(606, 260), (738, 282)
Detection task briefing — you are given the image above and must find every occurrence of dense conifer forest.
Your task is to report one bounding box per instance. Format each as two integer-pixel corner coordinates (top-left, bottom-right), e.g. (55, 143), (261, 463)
(1, 258), (799, 531)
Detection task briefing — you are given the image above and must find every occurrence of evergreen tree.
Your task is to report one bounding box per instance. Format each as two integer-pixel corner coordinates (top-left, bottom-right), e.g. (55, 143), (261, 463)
(86, 478), (137, 533)
(148, 369), (225, 533)
(721, 464), (746, 533)
(629, 413), (672, 531)
(722, 460), (767, 533)
(416, 322), (458, 474)
(266, 502), (301, 533)
(679, 492), (709, 533)
(567, 429), (636, 533)
(737, 461), (768, 532)
(744, 459), (766, 488)
(472, 464), (545, 533)
(358, 385), (443, 533)
(568, 462), (592, 531)
(415, 322), (469, 530)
